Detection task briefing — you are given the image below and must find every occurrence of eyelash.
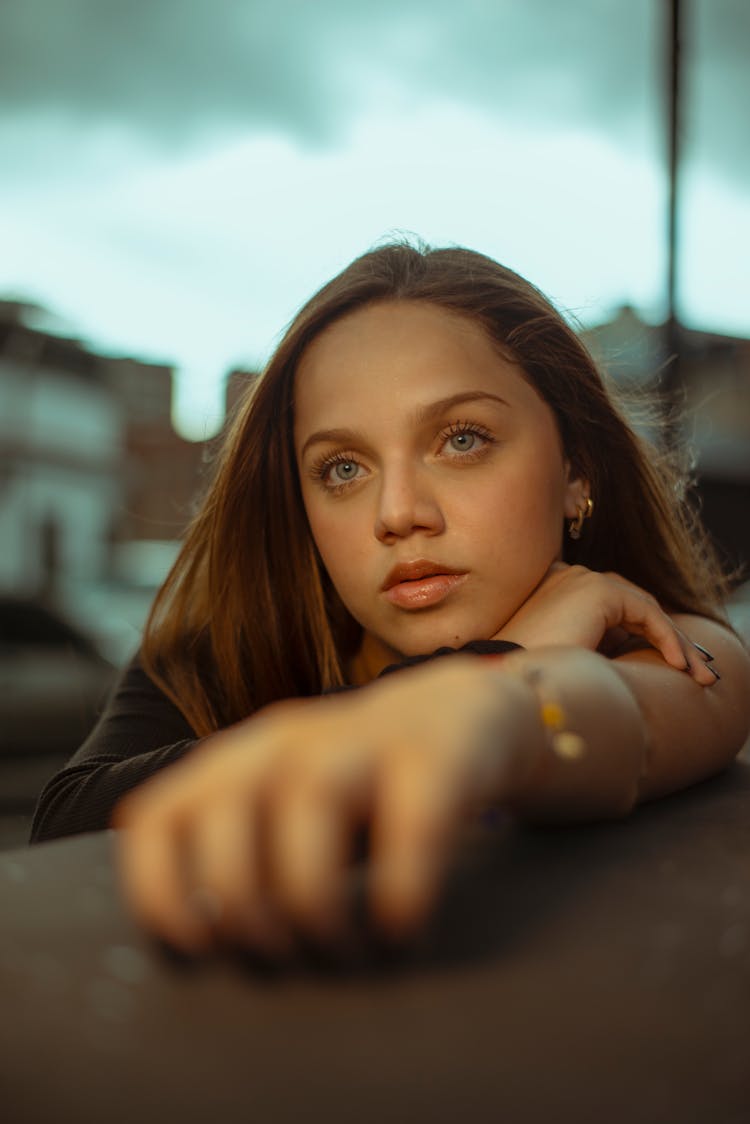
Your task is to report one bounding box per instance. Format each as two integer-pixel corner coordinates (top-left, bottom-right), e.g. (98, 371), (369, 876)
(309, 421), (496, 493)
(308, 450), (364, 494)
(441, 420), (495, 458)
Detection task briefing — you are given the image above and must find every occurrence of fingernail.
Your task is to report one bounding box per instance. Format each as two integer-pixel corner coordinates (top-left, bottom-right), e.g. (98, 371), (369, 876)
(708, 665), (721, 681)
(693, 642), (715, 662)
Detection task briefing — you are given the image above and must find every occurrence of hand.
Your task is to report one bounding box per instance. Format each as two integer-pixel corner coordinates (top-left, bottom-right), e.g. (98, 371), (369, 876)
(494, 563), (718, 685)
(113, 659), (534, 959)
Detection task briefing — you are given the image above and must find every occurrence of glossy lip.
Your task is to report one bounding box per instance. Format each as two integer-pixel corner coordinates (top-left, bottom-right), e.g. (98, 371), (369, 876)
(383, 572), (468, 610)
(381, 559), (467, 592)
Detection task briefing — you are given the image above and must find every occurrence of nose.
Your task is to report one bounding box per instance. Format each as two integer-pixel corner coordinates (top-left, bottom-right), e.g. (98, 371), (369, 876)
(374, 462), (445, 543)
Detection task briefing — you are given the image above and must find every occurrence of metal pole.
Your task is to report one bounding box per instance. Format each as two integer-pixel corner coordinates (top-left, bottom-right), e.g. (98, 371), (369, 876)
(664, 0), (683, 435)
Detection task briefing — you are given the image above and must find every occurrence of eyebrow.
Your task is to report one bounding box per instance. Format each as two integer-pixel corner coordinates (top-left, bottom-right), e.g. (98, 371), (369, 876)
(415, 390), (510, 425)
(299, 391), (510, 459)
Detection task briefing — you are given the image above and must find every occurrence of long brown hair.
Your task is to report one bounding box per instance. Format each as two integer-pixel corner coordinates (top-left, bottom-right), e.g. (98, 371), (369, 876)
(142, 240), (729, 735)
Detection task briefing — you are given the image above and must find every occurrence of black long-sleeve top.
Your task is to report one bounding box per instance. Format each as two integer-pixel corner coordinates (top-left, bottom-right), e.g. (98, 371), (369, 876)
(30, 640), (521, 843)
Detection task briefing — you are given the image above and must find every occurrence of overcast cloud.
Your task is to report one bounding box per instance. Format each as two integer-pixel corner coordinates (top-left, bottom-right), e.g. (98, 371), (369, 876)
(0, 0), (747, 436)
(0, 0), (747, 181)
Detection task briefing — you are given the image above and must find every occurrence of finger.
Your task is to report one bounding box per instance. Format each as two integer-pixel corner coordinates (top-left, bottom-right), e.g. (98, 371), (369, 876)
(269, 772), (358, 946)
(116, 806), (211, 955)
(678, 631), (721, 686)
(368, 745), (460, 942)
(598, 579), (692, 671)
(600, 577), (719, 685)
(188, 795), (295, 957)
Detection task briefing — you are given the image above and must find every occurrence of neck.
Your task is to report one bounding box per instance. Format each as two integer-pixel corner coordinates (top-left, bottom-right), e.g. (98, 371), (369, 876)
(348, 632), (402, 685)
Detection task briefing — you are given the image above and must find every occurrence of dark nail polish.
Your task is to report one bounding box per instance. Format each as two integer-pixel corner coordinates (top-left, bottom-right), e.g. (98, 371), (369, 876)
(693, 642), (715, 662)
(708, 665), (721, 681)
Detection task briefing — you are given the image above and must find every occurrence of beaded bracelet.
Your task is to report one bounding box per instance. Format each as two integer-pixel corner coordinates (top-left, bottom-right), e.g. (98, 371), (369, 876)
(522, 666), (587, 761)
(478, 662), (586, 829)
(482, 655), (587, 761)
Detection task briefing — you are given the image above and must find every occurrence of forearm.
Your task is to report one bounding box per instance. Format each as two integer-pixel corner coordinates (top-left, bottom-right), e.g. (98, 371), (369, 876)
(495, 624), (749, 821)
(610, 617), (750, 801)
(495, 647), (649, 822)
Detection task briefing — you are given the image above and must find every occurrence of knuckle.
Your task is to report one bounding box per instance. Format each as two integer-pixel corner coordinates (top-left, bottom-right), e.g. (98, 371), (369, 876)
(569, 564), (590, 577)
(588, 571), (610, 593)
(281, 748), (341, 803)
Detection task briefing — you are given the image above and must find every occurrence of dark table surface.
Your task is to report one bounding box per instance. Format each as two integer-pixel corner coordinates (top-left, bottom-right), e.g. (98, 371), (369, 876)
(2, 763), (750, 1124)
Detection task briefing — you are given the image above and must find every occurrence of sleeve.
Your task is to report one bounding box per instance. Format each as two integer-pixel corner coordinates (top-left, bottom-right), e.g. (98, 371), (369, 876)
(29, 655), (203, 843)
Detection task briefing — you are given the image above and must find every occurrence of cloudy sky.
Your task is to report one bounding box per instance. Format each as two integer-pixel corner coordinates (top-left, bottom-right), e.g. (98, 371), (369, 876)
(0, 0), (747, 437)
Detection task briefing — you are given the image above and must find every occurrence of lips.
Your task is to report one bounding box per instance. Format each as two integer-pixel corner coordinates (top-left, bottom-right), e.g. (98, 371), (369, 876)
(381, 559), (466, 591)
(381, 560), (468, 610)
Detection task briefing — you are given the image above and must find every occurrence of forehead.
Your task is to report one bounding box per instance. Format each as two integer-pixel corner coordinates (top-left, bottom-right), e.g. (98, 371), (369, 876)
(293, 300), (541, 429)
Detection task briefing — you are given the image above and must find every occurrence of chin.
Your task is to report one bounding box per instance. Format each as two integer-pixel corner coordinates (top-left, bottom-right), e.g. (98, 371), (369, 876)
(388, 618), (495, 657)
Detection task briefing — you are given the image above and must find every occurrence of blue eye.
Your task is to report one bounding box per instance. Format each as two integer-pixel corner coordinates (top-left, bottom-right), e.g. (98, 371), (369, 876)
(331, 460), (359, 482)
(310, 451), (366, 492)
(449, 432), (477, 452)
(440, 423), (493, 459)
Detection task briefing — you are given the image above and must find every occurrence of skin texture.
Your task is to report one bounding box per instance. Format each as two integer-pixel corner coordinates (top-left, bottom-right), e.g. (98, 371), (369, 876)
(113, 301), (750, 959)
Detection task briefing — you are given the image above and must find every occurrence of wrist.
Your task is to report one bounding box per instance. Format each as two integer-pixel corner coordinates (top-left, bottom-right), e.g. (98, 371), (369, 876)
(471, 662), (548, 805)
(487, 649), (648, 821)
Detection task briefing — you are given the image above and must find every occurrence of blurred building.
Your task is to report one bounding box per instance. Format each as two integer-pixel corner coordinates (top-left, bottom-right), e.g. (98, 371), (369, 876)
(0, 301), (124, 599)
(0, 300), (213, 661)
(584, 308), (750, 573)
(584, 307), (750, 471)
(105, 355), (210, 547)
(2, 293), (747, 623)
(0, 301), (212, 594)
(224, 367), (259, 427)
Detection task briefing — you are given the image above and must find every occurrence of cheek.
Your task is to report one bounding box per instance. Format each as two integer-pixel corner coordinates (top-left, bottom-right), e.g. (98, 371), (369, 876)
(304, 499), (370, 584)
(473, 459), (565, 521)
(306, 507), (338, 568)
(464, 459), (567, 563)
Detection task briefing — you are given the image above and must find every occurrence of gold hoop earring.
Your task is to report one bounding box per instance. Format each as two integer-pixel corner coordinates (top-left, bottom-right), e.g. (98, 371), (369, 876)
(568, 497), (593, 540)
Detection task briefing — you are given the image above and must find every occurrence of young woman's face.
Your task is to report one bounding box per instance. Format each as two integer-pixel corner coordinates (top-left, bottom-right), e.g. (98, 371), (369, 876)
(294, 301), (586, 663)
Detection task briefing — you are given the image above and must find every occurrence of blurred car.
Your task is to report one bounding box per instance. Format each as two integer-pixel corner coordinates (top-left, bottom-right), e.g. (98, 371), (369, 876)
(0, 597), (116, 840)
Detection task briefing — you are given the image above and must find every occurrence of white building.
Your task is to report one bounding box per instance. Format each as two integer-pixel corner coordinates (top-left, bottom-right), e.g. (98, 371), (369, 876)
(0, 304), (125, 599)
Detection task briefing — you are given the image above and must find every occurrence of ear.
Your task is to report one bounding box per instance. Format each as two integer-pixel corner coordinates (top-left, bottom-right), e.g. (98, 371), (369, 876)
(562, 464), (590, 520)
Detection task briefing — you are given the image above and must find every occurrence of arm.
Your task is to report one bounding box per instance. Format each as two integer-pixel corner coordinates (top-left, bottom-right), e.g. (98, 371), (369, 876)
(498, 617), (750, 821)
(30, 656), (202, 843)
(614, 613), (750, 801)
(492, 562), (721, 683)
(112, 626), (750, 956)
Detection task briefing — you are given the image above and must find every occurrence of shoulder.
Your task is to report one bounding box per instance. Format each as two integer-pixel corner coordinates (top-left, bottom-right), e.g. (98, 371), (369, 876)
(69, 650), (198, 760)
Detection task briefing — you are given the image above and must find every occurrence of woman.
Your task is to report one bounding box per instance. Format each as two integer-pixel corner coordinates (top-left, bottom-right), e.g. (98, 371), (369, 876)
(31, 241), (750, 958)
